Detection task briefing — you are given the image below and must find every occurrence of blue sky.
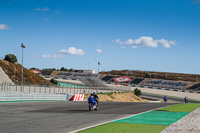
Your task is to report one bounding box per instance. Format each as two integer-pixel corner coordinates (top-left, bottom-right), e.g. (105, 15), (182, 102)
(0, 0), (200, 74)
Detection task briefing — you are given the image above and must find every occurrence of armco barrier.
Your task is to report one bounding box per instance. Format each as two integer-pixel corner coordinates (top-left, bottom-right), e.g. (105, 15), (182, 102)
(67, 93), (84, 101)
(0, 92), (66, 101)
(132, 85), (200, 94)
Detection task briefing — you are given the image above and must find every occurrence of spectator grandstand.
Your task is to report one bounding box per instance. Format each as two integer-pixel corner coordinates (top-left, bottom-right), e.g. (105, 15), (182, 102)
(187, 83), (200, 91)
(79, 77), (107, 87)
(41, 70), (53, 77)
(101, 76), (116, 82)
(143, 79), (190, 89)
(55, 72), (107, 87)
(101, 76), (144, 85)
(129, 78), (144, 84)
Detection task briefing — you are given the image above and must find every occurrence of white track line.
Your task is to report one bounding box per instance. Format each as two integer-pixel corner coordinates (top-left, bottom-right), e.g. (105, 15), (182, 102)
(69, 104), (174, 133)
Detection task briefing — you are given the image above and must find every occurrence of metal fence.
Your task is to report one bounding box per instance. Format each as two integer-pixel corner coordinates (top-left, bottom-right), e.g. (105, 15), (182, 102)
(0, 83), (132, 95)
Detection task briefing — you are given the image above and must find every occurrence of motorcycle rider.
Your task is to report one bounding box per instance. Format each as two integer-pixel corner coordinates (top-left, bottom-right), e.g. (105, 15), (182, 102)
(184, 96), (188, 103)
(91, 92), (99, 106)
(163, 96), (168, 103)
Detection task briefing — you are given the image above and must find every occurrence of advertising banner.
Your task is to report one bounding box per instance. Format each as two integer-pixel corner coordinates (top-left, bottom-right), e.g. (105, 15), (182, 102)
(30, 70), (41, 74)
(114, 77), (132, 83)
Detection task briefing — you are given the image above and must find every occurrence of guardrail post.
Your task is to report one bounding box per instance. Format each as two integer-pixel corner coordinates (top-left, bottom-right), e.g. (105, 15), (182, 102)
(9, 83), (11, 91)
(5, 83), (7, 91)
(39, 86), (41, 93)
(6, 83), (8, 91)
(8, 83), (10, 91)
(3, 82), (5, 91)
(1, 83), (3, 91)
(16, 84), (17, 92)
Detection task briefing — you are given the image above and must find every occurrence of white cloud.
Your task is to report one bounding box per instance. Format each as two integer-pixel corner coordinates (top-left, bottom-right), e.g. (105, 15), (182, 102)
(58, 49), (67, 53)
(59, 47), (85, 55)
(120, 46), (126, 49)
(42, 47), (85, 60)
(156, 39), (176, 48)
(114, 39), (123, 44)
(131, 46), (138, 49)
(125, 39), (135, 45)
(0, 24), (9, 30)
(96, 49), (102, 54)
(114, 36), (176, 48)
(42, 54), (66, 60)
(35, 7), (50, 11)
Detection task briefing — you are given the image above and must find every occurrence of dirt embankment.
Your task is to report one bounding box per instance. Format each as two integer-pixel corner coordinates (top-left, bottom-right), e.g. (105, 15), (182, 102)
(0, 60), (52, 85)
(100, 70), (200, 82)
(85, 92), (148, 102)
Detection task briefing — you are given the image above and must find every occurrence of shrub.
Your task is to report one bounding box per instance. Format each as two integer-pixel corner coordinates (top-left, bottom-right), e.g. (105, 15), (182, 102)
(4, 54), (17, 63)
(50, 78), (58, 85)
(134, 88), (142, 96)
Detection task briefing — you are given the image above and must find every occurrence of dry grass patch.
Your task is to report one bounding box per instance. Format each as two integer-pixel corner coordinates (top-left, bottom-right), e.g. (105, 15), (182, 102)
(85, 92), (148, 102)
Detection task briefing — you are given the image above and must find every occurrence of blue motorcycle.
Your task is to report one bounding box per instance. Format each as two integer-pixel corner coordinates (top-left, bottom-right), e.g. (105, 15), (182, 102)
(88, 96), (98, 111)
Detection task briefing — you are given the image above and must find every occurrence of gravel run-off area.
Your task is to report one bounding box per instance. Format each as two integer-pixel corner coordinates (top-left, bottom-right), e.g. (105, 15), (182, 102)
(161, 107), (200, 133)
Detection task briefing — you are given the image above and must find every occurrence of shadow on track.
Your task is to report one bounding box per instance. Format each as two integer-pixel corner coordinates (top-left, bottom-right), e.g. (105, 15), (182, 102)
(28, 102), (175, 114)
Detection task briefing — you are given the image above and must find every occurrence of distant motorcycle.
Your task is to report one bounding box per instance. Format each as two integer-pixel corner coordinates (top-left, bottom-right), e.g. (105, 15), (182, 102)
(163, 96), (168, 103)
(88, 95), (98, 111)
(185, 99), (188, 103)
(184, 97), (188, 103)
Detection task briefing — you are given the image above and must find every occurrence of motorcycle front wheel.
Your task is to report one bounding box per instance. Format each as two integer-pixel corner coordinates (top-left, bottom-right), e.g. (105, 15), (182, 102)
(89, 103), (93, 111)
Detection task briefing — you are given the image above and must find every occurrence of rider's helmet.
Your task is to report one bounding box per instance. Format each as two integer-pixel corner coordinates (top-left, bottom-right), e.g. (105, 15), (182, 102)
(93, 92), (96, 95)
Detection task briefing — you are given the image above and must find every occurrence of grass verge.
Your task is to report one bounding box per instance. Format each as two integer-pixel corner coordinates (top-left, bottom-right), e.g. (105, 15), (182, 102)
(78, 103), (200, 133)
(78, 123), (167, 133)
(156, 103), (200, 112)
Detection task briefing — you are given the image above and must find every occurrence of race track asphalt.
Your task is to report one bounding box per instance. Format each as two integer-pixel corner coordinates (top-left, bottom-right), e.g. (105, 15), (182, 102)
(142, 93), (200, 103)
(0, 101), (174, 133)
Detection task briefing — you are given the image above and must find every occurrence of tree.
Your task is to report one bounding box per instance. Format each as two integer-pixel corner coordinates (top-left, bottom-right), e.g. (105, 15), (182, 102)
(60, 67), (65, 71)
(50, 78), (58, 85)
(134, 88), (142, 97)
(4, 54), (17, 63)
(30, 67), (40, 70)
(69, 68), (74, 72)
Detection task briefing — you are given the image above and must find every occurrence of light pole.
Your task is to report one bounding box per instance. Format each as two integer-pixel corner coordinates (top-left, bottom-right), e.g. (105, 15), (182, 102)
(98, 62), (100, 73)
(21, 43), (26, 92)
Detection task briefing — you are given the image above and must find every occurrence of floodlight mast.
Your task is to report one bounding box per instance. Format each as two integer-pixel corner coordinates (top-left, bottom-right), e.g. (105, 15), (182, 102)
(21, 43), (26, 92)
(98, 62), (100, 74)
